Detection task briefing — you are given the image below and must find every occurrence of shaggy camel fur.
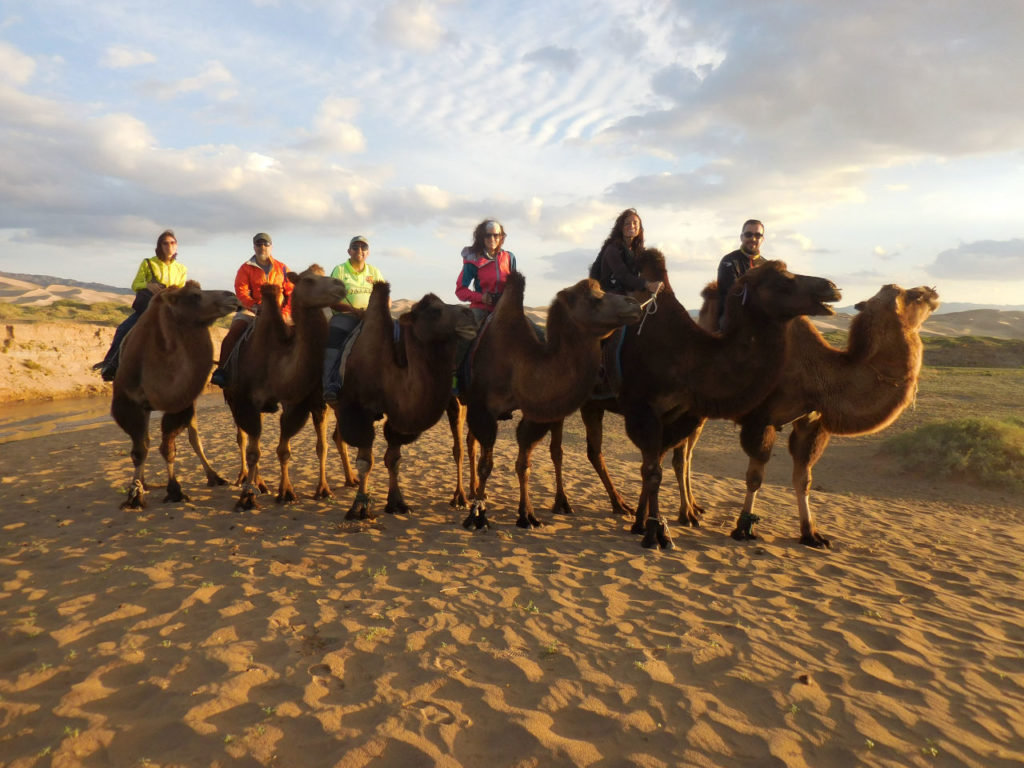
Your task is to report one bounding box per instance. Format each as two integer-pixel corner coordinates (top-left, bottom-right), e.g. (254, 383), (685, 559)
(699, 282), (939, 547)
(224, 267), (349, 510)
(578, 253), (841, 548)
(460, 273), (643, 530)
(111, 281), (240, 509)
(334, 282), (476, 519)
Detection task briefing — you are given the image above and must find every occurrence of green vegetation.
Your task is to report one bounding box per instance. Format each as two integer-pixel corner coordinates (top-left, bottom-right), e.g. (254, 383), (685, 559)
(881, 417), (1024, 492)
(0, 299), (130, 326)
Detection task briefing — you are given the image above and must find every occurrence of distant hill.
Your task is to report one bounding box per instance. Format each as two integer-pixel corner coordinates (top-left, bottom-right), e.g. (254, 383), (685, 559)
(3, 272), (1024, 338)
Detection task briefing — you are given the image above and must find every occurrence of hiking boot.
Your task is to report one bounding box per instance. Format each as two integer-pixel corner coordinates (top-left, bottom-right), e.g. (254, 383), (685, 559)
(100, 363), (117, 382)
(210, 368), (227, 387)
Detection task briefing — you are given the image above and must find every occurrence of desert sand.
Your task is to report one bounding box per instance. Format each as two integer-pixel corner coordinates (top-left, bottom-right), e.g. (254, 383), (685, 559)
(1, 310), (1023, 767)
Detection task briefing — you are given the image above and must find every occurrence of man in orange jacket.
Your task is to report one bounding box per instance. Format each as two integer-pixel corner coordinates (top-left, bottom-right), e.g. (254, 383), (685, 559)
(211, 232), (294, 387)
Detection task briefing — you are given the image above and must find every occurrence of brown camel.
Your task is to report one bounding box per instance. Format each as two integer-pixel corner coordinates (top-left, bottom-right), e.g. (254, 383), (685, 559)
(578, 252), (841, 548)
(111, 281), (240, 509)
(460, 272), (643, 530)
(224, 267), (349, 510)
(333, 282), (477, 519)
(693, 282), (939, 547)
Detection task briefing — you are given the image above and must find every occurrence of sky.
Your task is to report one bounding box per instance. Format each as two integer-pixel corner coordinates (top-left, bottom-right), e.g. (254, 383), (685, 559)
(1, 0), (1022, 310)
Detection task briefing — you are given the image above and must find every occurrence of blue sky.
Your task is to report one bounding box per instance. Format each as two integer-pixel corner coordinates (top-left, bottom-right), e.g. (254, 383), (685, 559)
(1, 0), (1022, 309)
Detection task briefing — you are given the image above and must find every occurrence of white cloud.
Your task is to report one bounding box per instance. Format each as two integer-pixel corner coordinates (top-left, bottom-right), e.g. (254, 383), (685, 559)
(100, 45), (156, 69)
(151, 61), (236, 101)
(303, 97), (367, 154)
(929, 239), (1024, 281)
(373, 0), (445, 53)
(0, 41), (35, 86)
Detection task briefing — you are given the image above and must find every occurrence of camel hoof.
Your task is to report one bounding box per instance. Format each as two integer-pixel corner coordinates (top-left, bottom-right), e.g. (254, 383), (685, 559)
(678, 512), (701, 528)
(276, 488), (297, 504)
(206, 473), (228, 487)
(657, 521), (675, 550)
(449, 492), (468, 509)
(120, 479), (145, 509)
(346, 493), (373, 520)
(313, 485), (333, 500)
(730, 527), (759, 541)
(235, 487), (258, 511)
(385, 502), (411, 515)
(800, 533), (832, 549)
(630, 519), (645, 535)
(550, 503), (575, 516)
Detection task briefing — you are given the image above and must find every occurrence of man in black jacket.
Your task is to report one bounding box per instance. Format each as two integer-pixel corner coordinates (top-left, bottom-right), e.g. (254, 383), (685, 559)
(716, 219), (765, 331)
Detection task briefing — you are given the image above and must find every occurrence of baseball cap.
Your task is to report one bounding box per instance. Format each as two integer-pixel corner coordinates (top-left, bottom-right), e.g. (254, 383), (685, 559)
(253, 232), (272, 245)
(349, 235), (369, 248)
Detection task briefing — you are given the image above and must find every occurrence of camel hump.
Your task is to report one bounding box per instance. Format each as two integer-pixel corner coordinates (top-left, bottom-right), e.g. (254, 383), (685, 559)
(701, 281), (717, 299)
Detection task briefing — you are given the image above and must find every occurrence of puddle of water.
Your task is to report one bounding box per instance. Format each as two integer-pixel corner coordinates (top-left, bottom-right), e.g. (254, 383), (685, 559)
(0, 392), (221, 444)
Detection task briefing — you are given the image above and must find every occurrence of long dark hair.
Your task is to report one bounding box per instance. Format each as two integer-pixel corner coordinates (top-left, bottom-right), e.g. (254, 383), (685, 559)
(154, 229), (177, 260)
(601, 208), (644, 257)
(467, 219), (506, 257)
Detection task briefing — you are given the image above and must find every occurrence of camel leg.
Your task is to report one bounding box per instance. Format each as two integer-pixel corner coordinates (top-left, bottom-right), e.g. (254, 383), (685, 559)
(514, 418), (553, 529)
(233, 426), (248, 486)
(159, 407), (195, 503)
(581, 400), (633, 517)
(549, 419), (575, 516)
(789, 416), (833, 549)
(112, 394), (151, 509)
(309, 402), (333, 500)
(732, 420), (777, 541)
(467, 428), (479, 497)
(623, 406), (673, 550)
(463, 410), (496, 530)
(275, 404), (311, 503)
(672, 422), (705, 526)
(446, 396), (469, 508)
(346, 445), (375, 520)
(382, 425), (415, 515)
(186, 413), (227, 487)
(235, 408), (264, 511)
(329, 415), (358, 487)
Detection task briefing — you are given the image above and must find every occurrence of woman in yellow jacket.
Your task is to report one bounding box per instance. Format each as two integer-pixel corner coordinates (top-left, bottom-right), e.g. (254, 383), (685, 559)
(94, 229), (188, 381)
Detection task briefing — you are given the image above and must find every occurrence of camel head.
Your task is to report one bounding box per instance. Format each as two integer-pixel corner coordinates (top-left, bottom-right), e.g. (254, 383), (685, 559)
(159, 282), (241, 326)
(287, 267), (347, 309)
(728, 260), (841, 324)
(853, 284), (940, 333)
(635, 248), (674, 294)
(401, 293), (477, 343)
(554, 279), (643, 338)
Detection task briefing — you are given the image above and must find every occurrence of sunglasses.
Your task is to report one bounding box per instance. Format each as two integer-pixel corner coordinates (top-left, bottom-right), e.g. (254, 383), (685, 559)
(484, 232), (503, 239)
(255, 240), (270, 246)
(161, 240), (177, 246)
(741, 232), (764, 239)
(351, 244), (368, 251)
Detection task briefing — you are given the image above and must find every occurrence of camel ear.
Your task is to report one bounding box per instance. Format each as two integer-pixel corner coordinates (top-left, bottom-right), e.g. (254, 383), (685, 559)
(287, 271), (300, 282)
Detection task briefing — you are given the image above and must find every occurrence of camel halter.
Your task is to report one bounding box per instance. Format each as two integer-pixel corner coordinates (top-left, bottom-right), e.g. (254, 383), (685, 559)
(636, 288), (660, 335)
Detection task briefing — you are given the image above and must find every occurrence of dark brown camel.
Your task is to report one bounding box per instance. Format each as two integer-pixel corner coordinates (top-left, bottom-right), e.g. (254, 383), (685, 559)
(693, 282), (939, 547)
(578, 252), (841, 548)
(224, 267), (348, 510)
(460, 272), (643, 530)
(333, 282), (477, 519)
(111, 281), (240, 509)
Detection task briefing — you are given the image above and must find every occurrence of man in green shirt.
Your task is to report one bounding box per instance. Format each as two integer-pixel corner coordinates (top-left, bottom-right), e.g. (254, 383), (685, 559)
(323, 235), (384, 404)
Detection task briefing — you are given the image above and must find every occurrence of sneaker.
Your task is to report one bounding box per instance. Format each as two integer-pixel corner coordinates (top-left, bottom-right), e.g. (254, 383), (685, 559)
(99, 363), (117, 382)
(210, 368), (227, 387)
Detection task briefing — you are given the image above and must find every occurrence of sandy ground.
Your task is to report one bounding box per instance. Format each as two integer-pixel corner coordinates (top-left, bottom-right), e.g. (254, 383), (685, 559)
(1, 368), (1022, 767)
(1, 306), (1023, 766)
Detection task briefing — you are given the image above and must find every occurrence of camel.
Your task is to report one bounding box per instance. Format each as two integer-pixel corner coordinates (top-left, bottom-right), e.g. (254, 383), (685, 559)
(460, 272), (644, 530)
(333, 282), (477, 519)
(692, 282), (939, 547)
(111, 281), (240, 509)
(224, 267), (350, 510)
(577, 252), (841, 548)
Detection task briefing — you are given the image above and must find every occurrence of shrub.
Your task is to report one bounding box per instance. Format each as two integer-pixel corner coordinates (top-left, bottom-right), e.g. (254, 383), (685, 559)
(881, 417), (1024, 492)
